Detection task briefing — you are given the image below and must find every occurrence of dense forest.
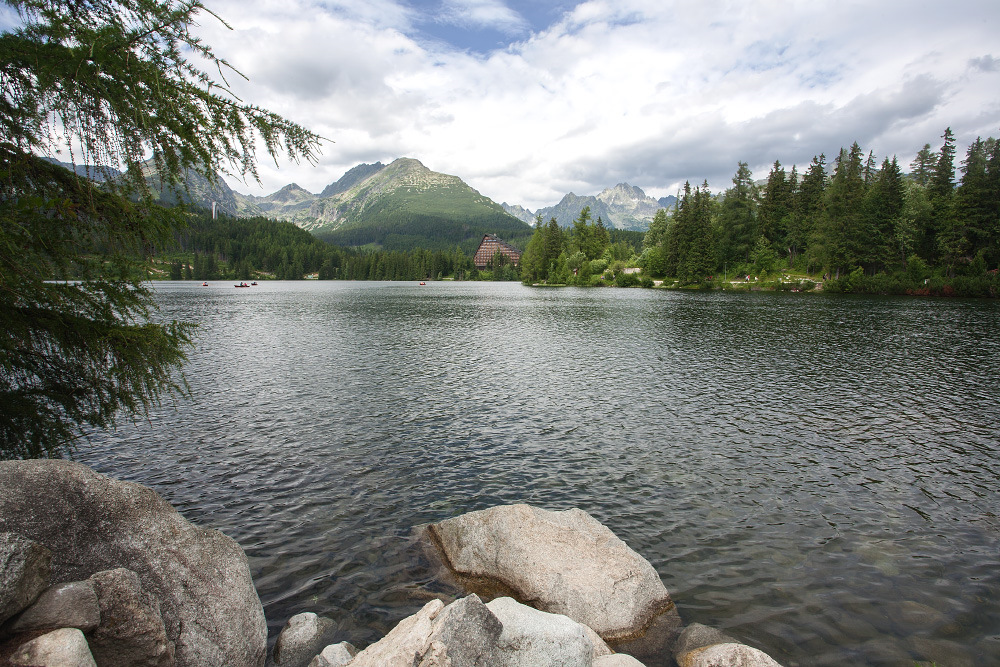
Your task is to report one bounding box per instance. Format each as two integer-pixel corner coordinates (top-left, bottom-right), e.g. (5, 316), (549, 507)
(156, 214), (505, 281)
(522, 129), (1000, 296)
(157, 127), (998, 296)
(646, 129), (1000, 295)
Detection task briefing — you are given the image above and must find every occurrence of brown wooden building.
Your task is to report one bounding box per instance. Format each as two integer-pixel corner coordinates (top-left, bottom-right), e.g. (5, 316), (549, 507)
(474, 234), (521, 270)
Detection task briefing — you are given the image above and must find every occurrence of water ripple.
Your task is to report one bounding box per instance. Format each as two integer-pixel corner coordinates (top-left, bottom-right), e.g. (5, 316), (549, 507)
(76, 282), (1000, 666)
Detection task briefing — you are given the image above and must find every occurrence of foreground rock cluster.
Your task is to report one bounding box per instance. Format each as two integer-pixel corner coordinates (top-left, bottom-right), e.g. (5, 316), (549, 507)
(0, 461), (783, 666)
(0, 460), (265, 666)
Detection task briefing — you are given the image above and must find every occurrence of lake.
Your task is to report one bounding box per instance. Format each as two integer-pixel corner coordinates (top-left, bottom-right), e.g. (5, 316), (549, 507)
(77, 281), (1000, 666)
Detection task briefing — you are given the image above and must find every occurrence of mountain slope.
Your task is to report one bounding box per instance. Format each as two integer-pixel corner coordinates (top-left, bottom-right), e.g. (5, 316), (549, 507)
(319, 162), (385, 198)
(305, 158), (531, 251)
(528, 184), (667, 231)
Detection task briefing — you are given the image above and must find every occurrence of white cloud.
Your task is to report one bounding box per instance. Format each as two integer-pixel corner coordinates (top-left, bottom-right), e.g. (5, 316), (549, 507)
(192, 0), (1000, 210)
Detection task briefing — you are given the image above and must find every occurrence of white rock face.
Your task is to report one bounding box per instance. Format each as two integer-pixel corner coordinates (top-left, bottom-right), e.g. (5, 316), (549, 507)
(347, 594), (619, 667)
(0, 460), (266, 667)
(306, 641), (357, 667)
(485, 596), (607, 667)
(9, 627), (97, 667)
(345, 598), (447, 666)
(594, 654), (648, 666)
(273, 611), (338, 667)
(429, 504), (677, 641)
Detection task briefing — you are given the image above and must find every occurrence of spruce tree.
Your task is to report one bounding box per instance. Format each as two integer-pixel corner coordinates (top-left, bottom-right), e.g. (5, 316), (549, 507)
(1, 0), (321, 457)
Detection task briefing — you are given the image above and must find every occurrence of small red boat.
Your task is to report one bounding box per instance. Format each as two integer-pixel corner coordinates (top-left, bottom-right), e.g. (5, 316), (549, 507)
(419, 281), (426, 285)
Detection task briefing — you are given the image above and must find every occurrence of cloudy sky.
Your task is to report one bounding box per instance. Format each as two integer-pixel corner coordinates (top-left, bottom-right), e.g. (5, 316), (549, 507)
(192, 0), (999, 211)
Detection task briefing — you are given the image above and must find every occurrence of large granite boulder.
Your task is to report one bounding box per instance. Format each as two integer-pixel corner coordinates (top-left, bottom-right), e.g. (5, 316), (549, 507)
(0, 460), (266, 667)
(0, 532), (52, 625)
(347, 594), (619, 667)
(427, 504), (680, 645)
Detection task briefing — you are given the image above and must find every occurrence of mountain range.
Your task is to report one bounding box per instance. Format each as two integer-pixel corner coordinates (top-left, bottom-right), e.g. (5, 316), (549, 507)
(47, 156), (673, 250)
(189, 157), (673, 235)
(502, 185), (675, 231)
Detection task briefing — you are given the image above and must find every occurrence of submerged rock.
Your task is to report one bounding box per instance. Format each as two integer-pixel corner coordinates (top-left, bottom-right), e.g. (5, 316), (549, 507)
(427, 504), (681, 650)
(0, 460), (266, 667)
(673, 623), (783, 667)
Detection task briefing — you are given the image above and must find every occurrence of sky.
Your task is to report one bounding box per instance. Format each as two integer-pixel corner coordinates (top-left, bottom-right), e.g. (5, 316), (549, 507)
(167, 1), (999, 209)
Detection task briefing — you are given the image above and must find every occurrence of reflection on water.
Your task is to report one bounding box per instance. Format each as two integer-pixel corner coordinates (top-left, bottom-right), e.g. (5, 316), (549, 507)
(79, 281), (1000, 666)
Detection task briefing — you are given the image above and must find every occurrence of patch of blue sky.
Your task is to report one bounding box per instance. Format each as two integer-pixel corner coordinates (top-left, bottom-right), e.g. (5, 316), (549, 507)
(402, 0), (574, 53)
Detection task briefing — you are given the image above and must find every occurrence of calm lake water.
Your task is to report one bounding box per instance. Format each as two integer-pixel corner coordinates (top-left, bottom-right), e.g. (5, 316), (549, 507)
(78, 281), (1000, 666)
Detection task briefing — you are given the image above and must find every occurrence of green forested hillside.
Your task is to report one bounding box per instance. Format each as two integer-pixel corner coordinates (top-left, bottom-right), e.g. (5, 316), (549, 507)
(523, 129), (1000, 297)
(155, 212), (503, 281)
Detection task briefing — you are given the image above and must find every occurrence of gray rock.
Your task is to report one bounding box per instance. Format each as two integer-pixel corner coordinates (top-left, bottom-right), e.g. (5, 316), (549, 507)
(272, 612), (338, 667)
(0, 532), (52, 625)
(676, 642), (783, 667)
(485, 596), (602, 666)
(428, 504), (679, 643)
(306, 641), (357, 667)
(349, 594), (622, 667)
(3, 580), (100, 634)
(347, 595), (508, 667)
(88, 567), (174, 667)
(424, 594), (504, 666)
(0, 460), (266, 667)
(9, 627), (97, 667)
(345, 598), (446, 666)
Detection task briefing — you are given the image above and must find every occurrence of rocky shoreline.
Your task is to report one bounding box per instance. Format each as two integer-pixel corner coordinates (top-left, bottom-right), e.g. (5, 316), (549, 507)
(0, 460), (782, 666)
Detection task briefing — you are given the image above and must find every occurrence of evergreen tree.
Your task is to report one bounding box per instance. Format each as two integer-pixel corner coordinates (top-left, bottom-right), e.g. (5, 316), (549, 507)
(930, 128), (958, 270)
(861, 157), (905, 272)
(716, 162), (759, 266)
(590, 216), (610, 260)
(641, 209), (670, 276)
(643, 208), (669, 250)
(572, 207), (593, 257)
(910, 144), (937, 187)
(0, 0), (321, 456)
(951, 137), (1000, 269)
(758, 160), (794, 254)
(818, 144), (866, 277)
(793, 154), (827, 270)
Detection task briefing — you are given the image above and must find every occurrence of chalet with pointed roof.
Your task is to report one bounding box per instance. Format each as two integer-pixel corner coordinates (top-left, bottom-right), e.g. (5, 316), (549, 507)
(474, 234), (521, 270)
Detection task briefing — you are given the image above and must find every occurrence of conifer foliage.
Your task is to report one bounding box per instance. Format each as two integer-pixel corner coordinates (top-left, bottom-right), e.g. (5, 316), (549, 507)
(0, 0), (322, 457)
(639, 129), (1000, 294)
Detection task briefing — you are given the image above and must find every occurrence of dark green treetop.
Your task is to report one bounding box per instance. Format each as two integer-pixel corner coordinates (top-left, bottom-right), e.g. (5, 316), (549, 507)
(0, 0), (322, 457)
